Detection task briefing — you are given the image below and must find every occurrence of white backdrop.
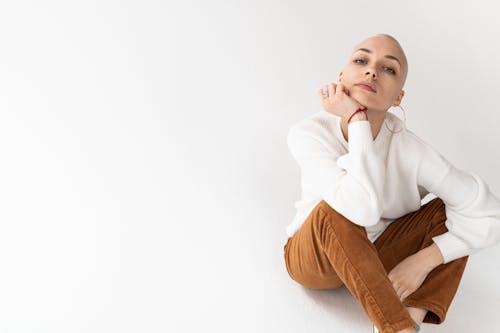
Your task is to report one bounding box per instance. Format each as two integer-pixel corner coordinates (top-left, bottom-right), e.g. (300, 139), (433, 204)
(0, 0), (499, 332)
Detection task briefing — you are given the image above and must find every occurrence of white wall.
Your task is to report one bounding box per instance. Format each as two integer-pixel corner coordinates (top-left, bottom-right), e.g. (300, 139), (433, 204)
(0, 0), (499, 332)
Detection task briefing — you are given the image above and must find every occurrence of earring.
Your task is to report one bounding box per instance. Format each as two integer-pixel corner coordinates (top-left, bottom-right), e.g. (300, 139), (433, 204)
(384, 104), (407, 133)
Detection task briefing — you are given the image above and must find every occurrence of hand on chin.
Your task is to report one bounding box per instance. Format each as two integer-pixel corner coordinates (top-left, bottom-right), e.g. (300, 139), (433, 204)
(349, 91), (370, 109)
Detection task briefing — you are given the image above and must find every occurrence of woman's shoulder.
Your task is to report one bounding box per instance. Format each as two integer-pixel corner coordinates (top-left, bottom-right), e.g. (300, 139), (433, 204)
(399, 125), (443, 156)
(397, 124), (452, 175)
(287, 110), (346, 153)
(289, 109), (339, 131)
(288, 110), (343, 140)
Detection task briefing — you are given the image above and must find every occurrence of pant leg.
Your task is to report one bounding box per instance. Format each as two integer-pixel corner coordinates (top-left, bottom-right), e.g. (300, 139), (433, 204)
(372, 197), (469, 325)
(284, 199), (418, 333)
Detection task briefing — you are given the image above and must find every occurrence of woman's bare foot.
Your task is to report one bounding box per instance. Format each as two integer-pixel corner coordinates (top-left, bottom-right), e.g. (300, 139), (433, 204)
(406, 306), (427, 326)
(395, 327), (416, 333)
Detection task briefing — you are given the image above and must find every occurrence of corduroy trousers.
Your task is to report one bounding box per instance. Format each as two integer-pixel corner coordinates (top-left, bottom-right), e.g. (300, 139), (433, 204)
(283, 197), (469, 333)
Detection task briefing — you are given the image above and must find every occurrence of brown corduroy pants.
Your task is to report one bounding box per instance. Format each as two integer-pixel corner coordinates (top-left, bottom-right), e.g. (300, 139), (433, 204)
(283, 197), (469, 333)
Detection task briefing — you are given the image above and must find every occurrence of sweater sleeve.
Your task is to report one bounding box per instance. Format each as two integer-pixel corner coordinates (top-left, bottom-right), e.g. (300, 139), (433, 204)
(416, 138), (500, 264)
(287, 120), (386, 227)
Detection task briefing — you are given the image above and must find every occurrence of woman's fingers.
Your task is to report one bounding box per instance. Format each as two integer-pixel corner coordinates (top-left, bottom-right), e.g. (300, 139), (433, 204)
(401, 289), (411, 301)
(318, 82), (364, 118)
(335, 82), (343, 96)
(328, 83), (335, 99)
(318, 83), (341, 100)
(319, 86), (328, 99)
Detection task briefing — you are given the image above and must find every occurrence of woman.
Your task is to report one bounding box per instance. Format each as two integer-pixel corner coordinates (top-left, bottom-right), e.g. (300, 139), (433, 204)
(283, 34), (500, 333)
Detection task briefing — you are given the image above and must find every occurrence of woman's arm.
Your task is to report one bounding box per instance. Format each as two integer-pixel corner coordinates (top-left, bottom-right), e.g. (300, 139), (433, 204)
(414, 132), (500, 264)
(287, 118), (386, 227)
(415, 242), (444, 271)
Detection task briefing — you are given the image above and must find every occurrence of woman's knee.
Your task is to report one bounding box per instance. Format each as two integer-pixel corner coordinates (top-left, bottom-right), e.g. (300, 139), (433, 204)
(313, 200), (367, 236)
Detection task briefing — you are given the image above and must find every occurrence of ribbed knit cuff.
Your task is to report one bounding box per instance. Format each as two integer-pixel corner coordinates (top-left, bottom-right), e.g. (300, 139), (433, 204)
(431, 231), (471, 264)
(347, 120), (373, 154)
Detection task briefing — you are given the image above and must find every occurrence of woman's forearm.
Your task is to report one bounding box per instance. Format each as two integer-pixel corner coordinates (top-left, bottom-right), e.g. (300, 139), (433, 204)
(417, 242), (445, 272)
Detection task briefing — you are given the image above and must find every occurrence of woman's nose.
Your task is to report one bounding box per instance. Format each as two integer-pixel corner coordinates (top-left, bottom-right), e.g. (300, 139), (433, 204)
(365, 71), (376, 78)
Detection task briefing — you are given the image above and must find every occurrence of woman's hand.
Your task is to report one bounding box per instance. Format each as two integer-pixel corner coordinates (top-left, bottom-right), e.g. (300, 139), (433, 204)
(317, 82), (366, 119)
(387, 252), (433, 302)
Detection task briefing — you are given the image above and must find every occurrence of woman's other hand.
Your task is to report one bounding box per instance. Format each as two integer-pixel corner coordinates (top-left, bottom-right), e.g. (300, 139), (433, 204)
(387, 252), (433, 302)
(317, 82), (367, 119)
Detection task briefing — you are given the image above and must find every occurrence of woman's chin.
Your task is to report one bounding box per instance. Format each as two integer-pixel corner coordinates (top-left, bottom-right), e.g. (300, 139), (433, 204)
(350, 91), (373, 106)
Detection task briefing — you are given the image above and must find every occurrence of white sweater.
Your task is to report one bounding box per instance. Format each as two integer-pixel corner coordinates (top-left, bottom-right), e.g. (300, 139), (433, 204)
(286, 110), (500, 264)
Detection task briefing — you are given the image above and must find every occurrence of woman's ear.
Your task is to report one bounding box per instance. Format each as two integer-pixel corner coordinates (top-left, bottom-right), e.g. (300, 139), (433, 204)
(393, 90), (405, 106)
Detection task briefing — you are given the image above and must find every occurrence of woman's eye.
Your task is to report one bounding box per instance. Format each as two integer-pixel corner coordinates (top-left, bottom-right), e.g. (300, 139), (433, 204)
(354, 59), (396, 75)
(384, 66), (396, 75)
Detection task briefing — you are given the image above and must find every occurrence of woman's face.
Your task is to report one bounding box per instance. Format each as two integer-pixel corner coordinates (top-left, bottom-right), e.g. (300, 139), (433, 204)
(338, 36), (408, 112)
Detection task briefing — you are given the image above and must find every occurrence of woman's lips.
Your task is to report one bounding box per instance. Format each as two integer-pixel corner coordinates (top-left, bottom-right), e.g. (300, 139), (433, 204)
(355, 84), (376, 93)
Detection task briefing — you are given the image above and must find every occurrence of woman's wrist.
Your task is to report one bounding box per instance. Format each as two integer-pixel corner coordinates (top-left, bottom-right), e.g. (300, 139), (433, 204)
(417, 243), (444, 272)
(347, 109), (368, 123)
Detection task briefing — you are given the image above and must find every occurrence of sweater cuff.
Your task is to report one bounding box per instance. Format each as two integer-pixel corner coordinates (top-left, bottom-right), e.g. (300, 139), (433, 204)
(347, 120), (374, 154)
(431, 231), (472, 264)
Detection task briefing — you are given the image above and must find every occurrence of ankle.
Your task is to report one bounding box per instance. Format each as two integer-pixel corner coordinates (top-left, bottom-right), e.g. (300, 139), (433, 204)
(395, 327), (416, 333)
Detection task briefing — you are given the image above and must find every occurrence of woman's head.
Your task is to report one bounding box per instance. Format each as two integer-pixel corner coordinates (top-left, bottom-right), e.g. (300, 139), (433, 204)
(338, 34), (408, 113)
